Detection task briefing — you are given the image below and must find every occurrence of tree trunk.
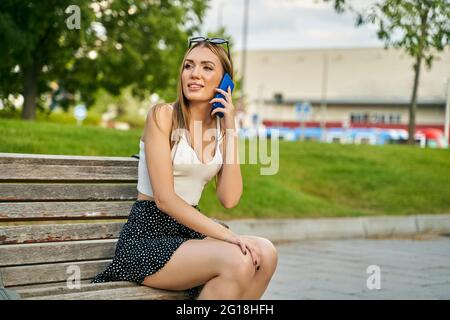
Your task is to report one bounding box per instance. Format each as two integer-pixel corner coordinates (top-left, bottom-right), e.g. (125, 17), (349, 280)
(21, 62), (39, 120)
(408, 54), (421, 145)
(408, 5), (429, 145)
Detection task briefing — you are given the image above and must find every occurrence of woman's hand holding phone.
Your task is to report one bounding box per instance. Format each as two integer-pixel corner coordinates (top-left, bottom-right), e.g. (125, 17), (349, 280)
(209, 86), (236, 129)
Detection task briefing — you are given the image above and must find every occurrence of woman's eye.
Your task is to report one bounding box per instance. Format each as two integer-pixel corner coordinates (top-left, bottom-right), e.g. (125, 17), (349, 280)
(183, 64), (212, 71)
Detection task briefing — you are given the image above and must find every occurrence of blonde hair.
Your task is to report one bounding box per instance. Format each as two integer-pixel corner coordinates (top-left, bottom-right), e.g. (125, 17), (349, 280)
(151, 40), (234, 150)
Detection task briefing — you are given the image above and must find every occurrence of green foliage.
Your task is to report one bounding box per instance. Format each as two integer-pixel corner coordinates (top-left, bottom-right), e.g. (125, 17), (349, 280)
(0, 106), (102, 125)
(362, 0), (449, 69)
(0, 0), (210, 117)
(115, 113), (145, 128)
(324, 0), (450, 69)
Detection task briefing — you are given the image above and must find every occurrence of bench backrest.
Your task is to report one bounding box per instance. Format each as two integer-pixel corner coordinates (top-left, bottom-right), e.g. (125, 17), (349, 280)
(0, 153), (138, 289)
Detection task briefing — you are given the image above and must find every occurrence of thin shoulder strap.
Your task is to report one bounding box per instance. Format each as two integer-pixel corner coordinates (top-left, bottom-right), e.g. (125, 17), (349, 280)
(171, 131), (182, 163)
(171, 141), (177, 163)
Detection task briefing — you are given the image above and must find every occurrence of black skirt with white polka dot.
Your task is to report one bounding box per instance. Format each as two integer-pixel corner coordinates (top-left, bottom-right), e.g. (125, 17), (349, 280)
(91, 200), (207, 300)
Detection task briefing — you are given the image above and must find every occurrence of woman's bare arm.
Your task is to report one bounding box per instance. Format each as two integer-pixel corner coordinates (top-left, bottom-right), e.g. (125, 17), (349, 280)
(215, 119), (243, 208)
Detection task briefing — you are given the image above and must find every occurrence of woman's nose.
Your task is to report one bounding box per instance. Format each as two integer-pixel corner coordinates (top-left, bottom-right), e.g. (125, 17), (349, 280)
(191, 66), (201, 78)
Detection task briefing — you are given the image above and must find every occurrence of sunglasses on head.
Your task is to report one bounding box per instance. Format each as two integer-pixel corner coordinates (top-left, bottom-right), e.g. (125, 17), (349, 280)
(188, 37), (231, 60)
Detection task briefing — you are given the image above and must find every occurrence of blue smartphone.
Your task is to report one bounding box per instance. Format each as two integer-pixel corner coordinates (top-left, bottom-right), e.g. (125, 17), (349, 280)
(212, 73), (234, 118)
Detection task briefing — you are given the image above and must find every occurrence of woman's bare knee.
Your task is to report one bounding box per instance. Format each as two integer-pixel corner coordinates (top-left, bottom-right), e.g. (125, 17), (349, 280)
(243, 236), (278, 274)
(219, 245), (256, 288)
(261, 238), (278, 270)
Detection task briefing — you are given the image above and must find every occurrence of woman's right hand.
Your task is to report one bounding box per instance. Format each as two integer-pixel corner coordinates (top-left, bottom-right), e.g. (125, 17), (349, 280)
(223, 234), (261, 270)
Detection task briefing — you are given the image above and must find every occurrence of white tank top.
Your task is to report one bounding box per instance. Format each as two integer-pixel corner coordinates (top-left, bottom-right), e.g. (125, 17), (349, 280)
(137, 117), (223, 206)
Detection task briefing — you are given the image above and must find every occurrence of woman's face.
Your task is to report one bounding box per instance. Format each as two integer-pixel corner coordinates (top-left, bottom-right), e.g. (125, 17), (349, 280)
(181, 46), (224, 104)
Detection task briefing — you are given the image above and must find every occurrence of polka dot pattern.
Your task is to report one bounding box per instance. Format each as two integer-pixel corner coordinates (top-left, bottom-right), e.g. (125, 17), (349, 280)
(91, 200), (207, 299)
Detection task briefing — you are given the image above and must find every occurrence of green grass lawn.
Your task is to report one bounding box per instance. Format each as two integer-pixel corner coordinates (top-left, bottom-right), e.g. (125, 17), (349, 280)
(1, 118), (449, 219)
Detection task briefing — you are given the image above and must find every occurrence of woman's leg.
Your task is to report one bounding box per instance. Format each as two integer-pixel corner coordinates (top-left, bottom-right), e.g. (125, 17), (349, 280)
(141, 238), (255, 299)
(238, 236), (278, 300)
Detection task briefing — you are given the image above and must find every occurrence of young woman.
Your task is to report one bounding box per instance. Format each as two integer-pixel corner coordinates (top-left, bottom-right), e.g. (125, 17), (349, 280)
(92, 37), (278, 300)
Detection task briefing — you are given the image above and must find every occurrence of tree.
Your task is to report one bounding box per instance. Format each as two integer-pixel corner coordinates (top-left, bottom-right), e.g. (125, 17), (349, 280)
(0, 0), (209, 120)
(324, 0), (450, 145)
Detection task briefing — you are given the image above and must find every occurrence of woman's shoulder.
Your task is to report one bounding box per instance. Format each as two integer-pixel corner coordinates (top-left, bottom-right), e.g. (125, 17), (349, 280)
(146, 103), (174, 123)
(142, 103), (174, 141)
(151, 102), (174, 115)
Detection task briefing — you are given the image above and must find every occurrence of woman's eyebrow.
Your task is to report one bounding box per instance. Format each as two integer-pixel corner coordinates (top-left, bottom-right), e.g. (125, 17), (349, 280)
(185, 59), (215, 66)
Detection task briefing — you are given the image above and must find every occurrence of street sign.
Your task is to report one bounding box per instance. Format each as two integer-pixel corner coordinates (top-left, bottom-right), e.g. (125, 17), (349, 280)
(252, 113), (260, 126)
(74, 104), (87, 124)
(295, 102), (312, 121)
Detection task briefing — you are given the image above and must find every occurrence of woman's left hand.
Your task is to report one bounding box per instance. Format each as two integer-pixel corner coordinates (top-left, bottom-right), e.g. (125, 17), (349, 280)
(209, 86), (235, 129)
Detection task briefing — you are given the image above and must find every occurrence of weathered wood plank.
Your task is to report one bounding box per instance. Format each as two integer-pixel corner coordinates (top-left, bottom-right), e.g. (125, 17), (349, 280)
(8, 279), (92, 291)
(0, 164), (137, 181)
(0, 239), (117, 266)
(0, 153), (138, 166)
(0, 183), (137, 201)
(25, 286), (188, 300)
(14, 281), (137, 298)
(1, 260), (111, 286)
(0, 201), (134, 221)
(0, 222), (124, 244)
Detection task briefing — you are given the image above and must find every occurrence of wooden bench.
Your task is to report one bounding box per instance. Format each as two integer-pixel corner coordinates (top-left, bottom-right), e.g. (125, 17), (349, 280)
(0, 152), (191, 300)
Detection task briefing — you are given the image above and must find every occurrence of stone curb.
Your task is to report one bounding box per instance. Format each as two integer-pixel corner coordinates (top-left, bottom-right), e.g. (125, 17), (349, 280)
(224, 214), (450, 242)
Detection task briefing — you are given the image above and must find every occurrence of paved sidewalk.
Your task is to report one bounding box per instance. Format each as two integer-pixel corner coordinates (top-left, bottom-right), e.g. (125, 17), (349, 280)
(262, 236), (450, 300)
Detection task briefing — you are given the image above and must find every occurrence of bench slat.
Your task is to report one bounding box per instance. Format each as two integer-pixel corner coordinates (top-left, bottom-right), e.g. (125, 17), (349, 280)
(8, 279), (92, 291)
(0, 239), (117, 266)
(0, 183), (137, 201)
(0, 201), (134, 221)
(0, 153), (137, 166)
(25, 286), (188, 300)
(10, 280), (187, 300)
(0, 222), (124, 244)
(14, 281), (137, 298)
(0, 164), (137, 181)
(1, 259), (111, 286)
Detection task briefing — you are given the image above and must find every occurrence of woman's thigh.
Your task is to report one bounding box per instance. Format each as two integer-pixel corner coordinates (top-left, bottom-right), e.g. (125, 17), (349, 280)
(141, 237), (252, 290)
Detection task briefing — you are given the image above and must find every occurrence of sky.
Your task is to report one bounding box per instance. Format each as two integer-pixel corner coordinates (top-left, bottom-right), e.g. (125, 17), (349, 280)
(200, 0), (385, 51)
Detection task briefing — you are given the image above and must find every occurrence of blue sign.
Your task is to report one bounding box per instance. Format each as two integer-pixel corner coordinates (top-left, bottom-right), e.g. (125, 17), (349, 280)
(295, 102), (312, 121)
(74, 104), (87, 121)
(295, 103), (302, 116)
(252, 113), (260, 126)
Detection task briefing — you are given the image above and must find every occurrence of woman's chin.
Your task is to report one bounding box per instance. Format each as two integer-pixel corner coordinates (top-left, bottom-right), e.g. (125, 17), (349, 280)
(185, 95), (210, 103)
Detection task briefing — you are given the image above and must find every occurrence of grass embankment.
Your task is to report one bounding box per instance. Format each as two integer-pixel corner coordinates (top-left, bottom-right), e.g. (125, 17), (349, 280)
(1, 118), (449, 219)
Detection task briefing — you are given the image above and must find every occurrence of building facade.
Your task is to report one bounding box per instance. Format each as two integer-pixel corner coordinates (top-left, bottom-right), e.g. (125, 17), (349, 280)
(232, 47), (450, 140)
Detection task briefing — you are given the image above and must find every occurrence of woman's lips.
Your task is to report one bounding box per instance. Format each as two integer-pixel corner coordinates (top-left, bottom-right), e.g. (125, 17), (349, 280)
(188, 85), (203, 91)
